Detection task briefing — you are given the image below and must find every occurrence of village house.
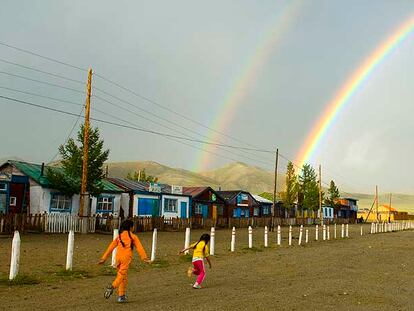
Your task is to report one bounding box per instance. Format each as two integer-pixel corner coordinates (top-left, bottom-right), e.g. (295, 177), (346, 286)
(358, 204), (398, 222)
(108, 178), (191, 219)
(336, 197), (358, 221)
(182, 187), (226, 220)
(0, 160), (124, 215)
(252, 194), (273, 217)
(217, 190), (260, 218)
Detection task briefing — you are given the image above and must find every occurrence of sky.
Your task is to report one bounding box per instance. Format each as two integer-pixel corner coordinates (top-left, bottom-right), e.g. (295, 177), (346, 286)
(0, 0), (414, 194)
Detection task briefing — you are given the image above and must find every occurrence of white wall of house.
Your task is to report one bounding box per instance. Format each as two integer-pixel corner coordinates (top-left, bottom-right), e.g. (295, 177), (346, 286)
(121, 193), (130, 218)
(133, 193), (160, 217)
(161, 194), (190, 218)
(90, 193), (122, 216)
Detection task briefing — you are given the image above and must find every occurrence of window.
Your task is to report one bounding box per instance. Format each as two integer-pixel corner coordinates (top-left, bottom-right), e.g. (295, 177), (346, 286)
(233, 209), (238, 217)
(50, 194), (72, 212)
(217, 206), (224, 216)
(0, 182), (6, 191)
(164, 198), (178, 213)
(254, 208), (259, 216)
(194, 204), (203, 215)
(10, 197), (17, 206)
(97, 196), (114, 213)
(263, 206), (269, 215)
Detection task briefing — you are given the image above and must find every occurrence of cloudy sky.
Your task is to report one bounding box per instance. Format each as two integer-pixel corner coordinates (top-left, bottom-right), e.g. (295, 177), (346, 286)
(0, 0), (413, 193)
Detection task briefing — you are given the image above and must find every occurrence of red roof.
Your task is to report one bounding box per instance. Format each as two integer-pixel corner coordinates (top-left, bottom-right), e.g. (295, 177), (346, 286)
(182, 187), (209, 197)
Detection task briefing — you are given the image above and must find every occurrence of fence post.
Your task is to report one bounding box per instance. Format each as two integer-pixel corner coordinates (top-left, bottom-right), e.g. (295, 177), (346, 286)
(210, 227), (215, 255)
(9, 230), (20, 280)
(264, 226), (268, 248)
(111, 229), (119, 268)
(334, 223), (337, 239)
(345, 224), (349, 238)
(151, 228), (157, 262)
(360, 225), (363, 236)
(248, 226), (253, 249)
(327, 225), (330, 240)
(323, 224), (326, 241)
(184, 227), (191, 254)
(341, 224), (345, 238)
(288, 225), (292, 246)
(277, 225), (281, 246)
(315, 225), (319, 241)
(231, 227), (236, 252)
(66, 230), (74, 271)
(298, 225), (303, 246)
(305, 228), (309, 244)
(370, 223), (374, 234)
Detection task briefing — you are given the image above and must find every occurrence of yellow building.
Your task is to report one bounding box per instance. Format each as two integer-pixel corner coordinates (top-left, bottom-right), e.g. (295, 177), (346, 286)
(358, 205), (396, 222)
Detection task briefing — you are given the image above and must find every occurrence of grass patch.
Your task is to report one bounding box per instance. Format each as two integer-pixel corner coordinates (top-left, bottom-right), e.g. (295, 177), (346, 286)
(0, 274), (40, 286)
(179, 253), (193, 263)
(55, 269), (92, 280)
(150, 259), (170, 269)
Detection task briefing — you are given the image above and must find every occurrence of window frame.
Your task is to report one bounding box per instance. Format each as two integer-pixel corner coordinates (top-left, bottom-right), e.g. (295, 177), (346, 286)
(50, 193), (72, 213)
(10, 196), (17, 206)
(96, 195), (114, 214)
(164, 198), (178, 213)
(0, 182), (7, 191)
(194, 204), (203, 215)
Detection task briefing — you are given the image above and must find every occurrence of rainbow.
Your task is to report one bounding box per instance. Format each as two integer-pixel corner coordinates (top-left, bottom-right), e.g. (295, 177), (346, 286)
(296, 16), (414, 166)
(193, 1), (303, 172)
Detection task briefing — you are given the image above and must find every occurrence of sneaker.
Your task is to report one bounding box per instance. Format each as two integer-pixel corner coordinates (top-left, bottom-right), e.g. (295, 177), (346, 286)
(187, 266), (193, 278)
(192, 284), (201, 289)
(104, 284), (114, 299)
(117, 295), (127, 303)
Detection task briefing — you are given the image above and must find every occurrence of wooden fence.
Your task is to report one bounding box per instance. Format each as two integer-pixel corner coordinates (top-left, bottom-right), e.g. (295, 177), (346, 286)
(0, 213), (357, 234)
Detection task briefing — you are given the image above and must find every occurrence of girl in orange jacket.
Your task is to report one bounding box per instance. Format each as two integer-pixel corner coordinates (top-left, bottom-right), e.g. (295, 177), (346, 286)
(99, 219), (150, 303)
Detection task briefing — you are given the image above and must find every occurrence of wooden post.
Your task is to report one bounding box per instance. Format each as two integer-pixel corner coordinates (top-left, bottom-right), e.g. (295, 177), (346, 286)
(288, 225), (292, 246)
(375, 185), (379, 222)
(298, 225), (303, 245)
(315, 225), (319, 241)
(150, 228), (157, 262)
(111, 229), (119, 267)
(184, 227), (191, 254)
(231, 227), (236, 252)
(305, 228), (309, 243)
(248, 226), (253, 248)
(277, 225), (281, 246)
(341, 224), (345, 238)
(264, 226), (268, 248)
(66, 230), (74, 271)
(9, 231), (20, 280)
(79, 68), (93, 221)
(210, 227), (215, 255)
(272, 149), (279, 218)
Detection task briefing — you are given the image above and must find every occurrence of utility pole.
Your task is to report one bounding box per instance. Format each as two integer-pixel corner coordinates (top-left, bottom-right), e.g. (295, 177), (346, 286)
(389, 193), (392, 222)
(319, 164), (323, 225)
(79, 68), (93, 219)
(375, 185), (379, 222)
(272, 148), (279, 218)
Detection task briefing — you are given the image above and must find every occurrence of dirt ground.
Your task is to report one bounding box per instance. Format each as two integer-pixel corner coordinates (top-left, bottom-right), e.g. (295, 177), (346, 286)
(0, 224), (413, 311)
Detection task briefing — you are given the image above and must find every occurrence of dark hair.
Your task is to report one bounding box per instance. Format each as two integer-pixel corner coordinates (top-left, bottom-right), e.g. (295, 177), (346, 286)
(119, 220), (134, 250)
(192, 233), (210, 251)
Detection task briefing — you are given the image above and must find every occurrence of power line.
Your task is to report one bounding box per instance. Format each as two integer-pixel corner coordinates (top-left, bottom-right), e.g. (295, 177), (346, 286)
(0, 41), (87, 72)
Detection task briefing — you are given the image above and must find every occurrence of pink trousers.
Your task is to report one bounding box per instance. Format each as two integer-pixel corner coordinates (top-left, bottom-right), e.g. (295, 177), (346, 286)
(192, 260), (206, 284)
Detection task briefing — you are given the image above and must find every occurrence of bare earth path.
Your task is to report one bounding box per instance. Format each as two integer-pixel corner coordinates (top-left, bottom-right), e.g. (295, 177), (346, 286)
(0, 224), (413, 310)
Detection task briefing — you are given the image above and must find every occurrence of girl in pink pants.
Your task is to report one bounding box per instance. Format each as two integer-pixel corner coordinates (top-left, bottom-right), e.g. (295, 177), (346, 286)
(180, 234), (212, 289)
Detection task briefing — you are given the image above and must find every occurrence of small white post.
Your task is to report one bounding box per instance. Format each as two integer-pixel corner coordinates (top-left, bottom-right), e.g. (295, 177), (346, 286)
(264, 226), (268, 248)
(346, 224), (349, 238)
(111, 228), (119, 268)
(298, 225), (303, 245)
(341, 224), (345, 238)
(248, 226), (253, 249)
(277, 225), (281, 246)
(305, 229), (309, 244)
(9, 231), (21, 280)
(323, 224), (326, 241)
(288, 225), (292, 246)
(375, 222), (378, 233)
(66, 230), (74, 271)
(210, 227), (215, 255)
(231, 227), (236, 252)
(334, 223), (337, 239)
(327, 225), (330, 240)
(184, 227), (191, 255)
(360, 225), (363, 236)
(315, 225), (319, 241)
(150, 228), (157, 262)
(370, 223), (374, 234)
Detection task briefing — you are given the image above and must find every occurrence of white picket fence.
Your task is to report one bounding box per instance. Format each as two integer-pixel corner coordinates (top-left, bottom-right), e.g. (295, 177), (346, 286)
(45, 213), (96, 233)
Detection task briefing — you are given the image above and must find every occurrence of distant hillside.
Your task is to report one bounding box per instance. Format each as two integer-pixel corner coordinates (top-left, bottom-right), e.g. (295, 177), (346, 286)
(343, 192), (414, 214)
(107, 161), (219, 188)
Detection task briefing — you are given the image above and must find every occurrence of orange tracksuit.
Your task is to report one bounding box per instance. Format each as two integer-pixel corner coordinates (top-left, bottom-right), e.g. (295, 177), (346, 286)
(101, 231), (148, 296)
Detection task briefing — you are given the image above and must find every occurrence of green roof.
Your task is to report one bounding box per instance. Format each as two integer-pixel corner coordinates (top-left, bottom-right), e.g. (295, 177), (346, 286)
(7, 160), (123, 193)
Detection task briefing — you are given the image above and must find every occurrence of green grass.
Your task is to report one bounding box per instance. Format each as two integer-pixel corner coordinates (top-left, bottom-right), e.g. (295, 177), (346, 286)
(54, 269), (92, 280)
(0, 274), (40, 286)
(150, 259), (170, 269)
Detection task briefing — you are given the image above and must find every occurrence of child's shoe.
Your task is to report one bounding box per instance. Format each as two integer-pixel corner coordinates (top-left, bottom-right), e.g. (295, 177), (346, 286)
(187, 266), (193, 277)
(117, 295), (127, 303)
(192, 283), (201, 289)
(104, 284), (114, 299)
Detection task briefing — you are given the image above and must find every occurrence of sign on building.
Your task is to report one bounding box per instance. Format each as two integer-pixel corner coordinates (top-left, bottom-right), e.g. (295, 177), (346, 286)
(171, 185), (183, 195)
(148, 182), (162, 193)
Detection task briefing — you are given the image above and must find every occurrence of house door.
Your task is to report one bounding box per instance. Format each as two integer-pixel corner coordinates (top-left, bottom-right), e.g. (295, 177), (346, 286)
(180, 202), (187, 218)
(202, 204), (209, 218)
(138, 198), (159, 216)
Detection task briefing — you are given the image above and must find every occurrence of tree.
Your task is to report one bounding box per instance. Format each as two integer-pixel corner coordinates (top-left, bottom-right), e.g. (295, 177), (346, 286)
(126, 168), (158, 183)
(283, 162), (298, 214)
(298, 164), (319, 212)
(325, 180), (340, 207)
(47, 125), (109, 197)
